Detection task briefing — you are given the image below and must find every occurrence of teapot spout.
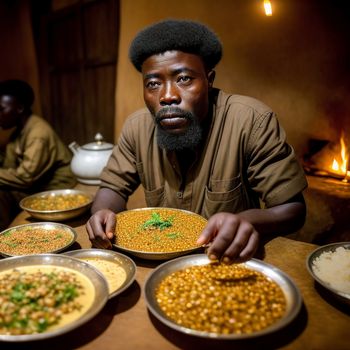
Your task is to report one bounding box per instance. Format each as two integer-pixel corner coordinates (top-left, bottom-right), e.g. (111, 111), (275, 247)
(69, 141), (80, 154)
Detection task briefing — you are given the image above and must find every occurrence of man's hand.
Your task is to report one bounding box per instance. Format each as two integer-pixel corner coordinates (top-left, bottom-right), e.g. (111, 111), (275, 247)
(86, 209), (116, 249)
(197, 212), (259, 264)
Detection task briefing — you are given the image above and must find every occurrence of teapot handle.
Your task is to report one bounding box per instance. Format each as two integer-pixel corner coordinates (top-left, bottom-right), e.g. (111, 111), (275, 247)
(69, 141), (79, 154)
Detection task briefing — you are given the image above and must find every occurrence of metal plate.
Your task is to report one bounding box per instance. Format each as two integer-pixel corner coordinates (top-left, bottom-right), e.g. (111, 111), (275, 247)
(114, 244), (203, 261)
(306, 242), (350, 303)
(19, 189), (93, 221)
(64, 249), (136, 299)
(0, 222), (77, 257)
(0, 254), (109, 342)
(145, 254), (302, 339)
(113, 207), (207, 260)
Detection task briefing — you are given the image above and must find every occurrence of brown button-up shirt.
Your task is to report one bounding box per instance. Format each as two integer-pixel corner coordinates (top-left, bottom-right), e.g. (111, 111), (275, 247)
(0, 115), (76, 192)
(100, 89), (307, 218)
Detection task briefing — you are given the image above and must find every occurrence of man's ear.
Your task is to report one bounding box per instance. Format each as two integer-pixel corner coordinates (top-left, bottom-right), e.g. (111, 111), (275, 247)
(207, 70), (216, 88)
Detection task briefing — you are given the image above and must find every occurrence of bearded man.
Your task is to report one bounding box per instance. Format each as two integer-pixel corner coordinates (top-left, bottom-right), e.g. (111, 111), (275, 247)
(86, 19), (307, 263)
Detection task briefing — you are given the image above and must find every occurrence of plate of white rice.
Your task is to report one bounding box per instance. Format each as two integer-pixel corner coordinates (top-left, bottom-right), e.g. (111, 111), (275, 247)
(307, 242), (350, 302)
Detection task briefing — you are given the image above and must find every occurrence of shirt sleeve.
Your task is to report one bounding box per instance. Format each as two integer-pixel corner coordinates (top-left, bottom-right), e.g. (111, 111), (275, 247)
(247, 112), (308, 207)
(100, 118), (141, 200)
(0, 137), (55, 189)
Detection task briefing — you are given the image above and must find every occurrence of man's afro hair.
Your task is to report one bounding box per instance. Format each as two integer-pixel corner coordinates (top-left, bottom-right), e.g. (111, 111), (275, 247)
(129, 19), (222, 72)
(0, 79), (34, 109)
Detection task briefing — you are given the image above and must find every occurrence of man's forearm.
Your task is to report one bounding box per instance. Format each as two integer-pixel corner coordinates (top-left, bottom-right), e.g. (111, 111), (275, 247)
(237, 200), (306, 236)
(91, 187), (127, 214)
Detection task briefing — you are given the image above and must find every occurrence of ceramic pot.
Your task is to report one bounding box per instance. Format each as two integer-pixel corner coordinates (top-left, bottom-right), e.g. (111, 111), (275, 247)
(69, 133), (113, 185)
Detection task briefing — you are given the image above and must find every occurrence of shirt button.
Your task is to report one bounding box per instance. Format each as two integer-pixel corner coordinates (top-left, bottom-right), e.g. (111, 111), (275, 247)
(176, 192), (183, 199)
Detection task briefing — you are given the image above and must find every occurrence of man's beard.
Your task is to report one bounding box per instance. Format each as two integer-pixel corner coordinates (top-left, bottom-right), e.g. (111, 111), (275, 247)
(153, 107), (202, 151)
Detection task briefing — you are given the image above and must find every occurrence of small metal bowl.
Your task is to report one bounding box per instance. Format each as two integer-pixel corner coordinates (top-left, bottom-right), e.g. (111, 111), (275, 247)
(0, 222), (77, 257)
(64, 249), (136, 299)
(306, 242), (350, 304)
(0, 254), (108, 342)
(19, 189), (93, 221)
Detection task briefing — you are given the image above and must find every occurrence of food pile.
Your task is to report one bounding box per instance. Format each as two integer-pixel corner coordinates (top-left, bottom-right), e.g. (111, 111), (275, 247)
(23, 193), (90, 211)
(0, 226), (73, 256)
(0, 268), (84, 335)
(115, 209), (207, 252)
(155, 262), (286, 334)
(80, 257), (127, 294)
(312, 246), (350, 293)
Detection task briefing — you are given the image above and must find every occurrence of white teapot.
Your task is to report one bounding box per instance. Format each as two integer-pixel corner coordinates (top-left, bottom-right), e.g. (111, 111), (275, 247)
(69, 133), (113, 185)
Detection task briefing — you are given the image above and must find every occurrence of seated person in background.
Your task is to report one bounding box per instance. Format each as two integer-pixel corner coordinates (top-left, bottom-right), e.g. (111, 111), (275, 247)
(0, 79), (76, 230)
(86, 19), (308, 263)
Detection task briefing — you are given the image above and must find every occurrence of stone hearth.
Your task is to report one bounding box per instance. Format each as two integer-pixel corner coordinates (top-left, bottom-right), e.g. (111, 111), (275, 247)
(287, 175), (350, 244)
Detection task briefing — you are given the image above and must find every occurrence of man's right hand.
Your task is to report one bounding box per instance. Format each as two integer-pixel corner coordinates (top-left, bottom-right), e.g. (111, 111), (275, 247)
(86, 209), (116, 249)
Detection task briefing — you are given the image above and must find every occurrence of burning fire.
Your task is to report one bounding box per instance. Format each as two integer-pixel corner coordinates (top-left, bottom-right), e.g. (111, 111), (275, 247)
(263, 0), (273, 16)
(330, 134), (349, 181)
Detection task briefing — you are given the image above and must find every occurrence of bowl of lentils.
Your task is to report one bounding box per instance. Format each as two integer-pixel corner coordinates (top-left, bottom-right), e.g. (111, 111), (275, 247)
(19, 189), (93, 221)
(0, 222), (77, 257)
(113, 207), (207, 260)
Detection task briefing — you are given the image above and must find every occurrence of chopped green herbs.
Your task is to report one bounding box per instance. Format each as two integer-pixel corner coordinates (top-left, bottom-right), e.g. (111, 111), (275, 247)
(0, 269), (83, 335)
(141, 212), (174, 231)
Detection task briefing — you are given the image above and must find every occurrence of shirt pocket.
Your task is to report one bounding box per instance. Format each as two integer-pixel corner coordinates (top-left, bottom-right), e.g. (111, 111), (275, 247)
(202, 176), (246, 218)
(144, 186), (166, 208)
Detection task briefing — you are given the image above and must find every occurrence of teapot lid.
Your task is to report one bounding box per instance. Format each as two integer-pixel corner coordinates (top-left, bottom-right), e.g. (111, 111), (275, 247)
(81, 133), (113, 151)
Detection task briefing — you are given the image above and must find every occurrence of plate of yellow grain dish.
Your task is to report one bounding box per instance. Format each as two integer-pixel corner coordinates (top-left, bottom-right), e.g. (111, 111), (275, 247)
(306, 242), (350, 304)
(113, 208), (208, 260)
(64, 249), (136, 299)
(145, 254), (302, 339)
(19, 189), (93, 221)
(0, 222), (77, 257)
(0, 254), (108, 342)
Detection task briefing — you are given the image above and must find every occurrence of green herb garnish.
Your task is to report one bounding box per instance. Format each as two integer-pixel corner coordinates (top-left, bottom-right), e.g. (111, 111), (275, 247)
(141, 212), (174, 231)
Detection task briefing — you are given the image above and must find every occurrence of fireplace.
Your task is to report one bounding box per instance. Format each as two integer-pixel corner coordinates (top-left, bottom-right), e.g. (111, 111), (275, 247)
(303, 134), (349, 183)
(292, 135), (350, 245)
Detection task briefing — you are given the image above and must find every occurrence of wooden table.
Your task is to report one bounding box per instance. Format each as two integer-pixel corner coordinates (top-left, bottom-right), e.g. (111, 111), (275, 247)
(4, 211), (350, 350)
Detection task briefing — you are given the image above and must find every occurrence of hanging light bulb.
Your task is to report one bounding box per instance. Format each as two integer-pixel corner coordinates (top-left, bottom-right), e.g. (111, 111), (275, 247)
(264, 0), (273, 16)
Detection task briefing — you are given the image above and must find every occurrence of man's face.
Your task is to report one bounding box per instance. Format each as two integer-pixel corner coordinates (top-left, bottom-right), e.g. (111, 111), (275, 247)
(142, 51), (214, 150)
(0, 95), (22, 130)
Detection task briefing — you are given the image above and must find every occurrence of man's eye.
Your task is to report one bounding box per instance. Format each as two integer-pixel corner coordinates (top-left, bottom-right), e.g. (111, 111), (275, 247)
(178, 76), (192, 83)
(146, 81), (159, 88)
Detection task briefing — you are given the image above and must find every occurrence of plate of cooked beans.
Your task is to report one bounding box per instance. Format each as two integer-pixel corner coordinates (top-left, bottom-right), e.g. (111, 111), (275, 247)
(0, 254), (109, 341)
(19, 189), (93, 221)
(113, 208), (208, 260)
(145, 254), (302, 339)
(0, 222), (77, 257)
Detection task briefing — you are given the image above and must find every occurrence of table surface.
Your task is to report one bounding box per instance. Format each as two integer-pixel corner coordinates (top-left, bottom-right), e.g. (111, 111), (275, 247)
(4, 209), (350, 350)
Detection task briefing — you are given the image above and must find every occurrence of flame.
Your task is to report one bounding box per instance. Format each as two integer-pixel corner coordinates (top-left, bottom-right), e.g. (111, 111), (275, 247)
(264, 0), (273, 16)
(331, 134), (349, 179)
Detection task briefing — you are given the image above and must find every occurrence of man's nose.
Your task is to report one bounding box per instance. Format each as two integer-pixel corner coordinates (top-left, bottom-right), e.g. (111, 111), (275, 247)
(159, 82), (181, 106)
